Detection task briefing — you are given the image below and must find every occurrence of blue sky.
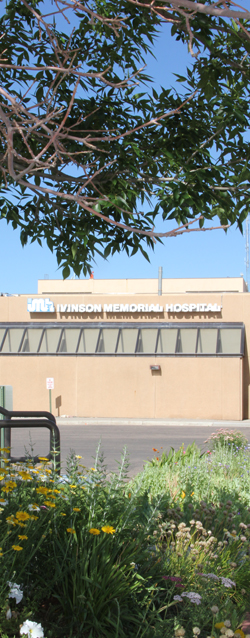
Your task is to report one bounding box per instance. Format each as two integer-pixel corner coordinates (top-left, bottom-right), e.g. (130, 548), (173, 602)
(0, 18), (247, 294)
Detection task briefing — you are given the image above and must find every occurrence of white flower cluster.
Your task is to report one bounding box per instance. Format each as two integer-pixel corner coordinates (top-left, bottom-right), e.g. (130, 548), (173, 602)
(173, 595), (183, 602)
(8, 581), (23, 604)
(200, 573), (235, 588)
(220, 577), (236, 588)
(173, 592), (202, 605)
(20, 620), (44, 638)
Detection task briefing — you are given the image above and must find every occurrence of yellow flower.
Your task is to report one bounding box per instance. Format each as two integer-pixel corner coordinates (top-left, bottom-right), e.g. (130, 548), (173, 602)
(67, 528), (76, 534)
(0, 468), (8, 475)
(181, 491), (186, 499)
(73, 507), (80, 512)
(43, 501), (56, 508)
(6, 515), (17, 526)
(2, 459), (10, 463)
(0, 447), (10, 452)
(12, 545), (23, 551)
(234, 630), (245, 638)
(17, 522), (26, 527)
(53, 489), (61, 494)
(90, 468), (96, 471)
(0, 476), (4, 482)
(29, 515), (38, 521)
(70, 485), (77, 488)
(60, 513), (66, 516)
(18, 535), (28, 540)
(215, 623), (225, 629)
(0, 553), (3, 557)
(3, 480), (17, 490)
(36, 486), (49, 495)
(101, 525), (116, 534)
(191, 492), (194, 496)
(38, 457), (49, 462)
(19, 471), (32, 480)
(75, 455), (82, 459)
(89, 528), (100, 535)
(15, 511), (30, 521)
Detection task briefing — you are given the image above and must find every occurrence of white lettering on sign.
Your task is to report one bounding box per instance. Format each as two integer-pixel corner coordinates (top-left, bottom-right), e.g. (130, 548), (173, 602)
(46, 378), (54, 390)
(103, 303), (163, 313)
(104, 304), (113, 313)
(28, 299), (221, 315)
(56, 303), (102, 313)
(166, 303), (221, 313)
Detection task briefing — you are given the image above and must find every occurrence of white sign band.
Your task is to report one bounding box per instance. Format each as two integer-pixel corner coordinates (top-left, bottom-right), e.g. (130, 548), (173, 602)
(27, 299), (222, 314)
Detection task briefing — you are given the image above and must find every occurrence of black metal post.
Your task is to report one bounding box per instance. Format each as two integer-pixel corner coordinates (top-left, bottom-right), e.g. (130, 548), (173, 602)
(0, 406), (61, 473)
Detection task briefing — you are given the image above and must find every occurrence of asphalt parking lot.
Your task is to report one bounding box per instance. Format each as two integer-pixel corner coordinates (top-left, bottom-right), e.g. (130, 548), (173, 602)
(7, 418), (250, 476)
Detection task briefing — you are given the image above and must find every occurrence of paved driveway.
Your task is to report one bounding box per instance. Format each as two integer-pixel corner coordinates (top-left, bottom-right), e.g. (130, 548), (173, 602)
(8, 419), (250, 476)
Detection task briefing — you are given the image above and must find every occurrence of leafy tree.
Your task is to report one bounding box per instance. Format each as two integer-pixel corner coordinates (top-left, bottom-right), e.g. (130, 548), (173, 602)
(0, 0), (250, 277)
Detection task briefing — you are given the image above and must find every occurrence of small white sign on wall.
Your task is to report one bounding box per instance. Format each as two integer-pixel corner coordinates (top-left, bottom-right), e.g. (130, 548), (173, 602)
(46, 378), (54, 390)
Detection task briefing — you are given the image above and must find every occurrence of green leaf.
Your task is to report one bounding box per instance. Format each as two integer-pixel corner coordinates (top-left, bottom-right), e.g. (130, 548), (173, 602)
(62, 265), (70, 279)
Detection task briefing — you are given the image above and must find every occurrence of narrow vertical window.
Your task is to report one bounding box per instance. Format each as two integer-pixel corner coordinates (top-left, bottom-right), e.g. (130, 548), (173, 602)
(1, 329), (24, 353)
(117, 329), (138, 353)
(21, 329), (44, 353)
(77, 329), (100, 353)
(39, 329), (62, 353)
(176, 329), (197, 354)
(157, 329), (178, 354)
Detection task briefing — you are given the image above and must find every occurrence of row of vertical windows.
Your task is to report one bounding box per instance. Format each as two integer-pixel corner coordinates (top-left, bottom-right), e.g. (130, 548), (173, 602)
(0, 324), (244, 355)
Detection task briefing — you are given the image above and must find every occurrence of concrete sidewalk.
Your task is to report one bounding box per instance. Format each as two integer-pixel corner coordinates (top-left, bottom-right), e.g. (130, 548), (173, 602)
(57, 416), (250, 428)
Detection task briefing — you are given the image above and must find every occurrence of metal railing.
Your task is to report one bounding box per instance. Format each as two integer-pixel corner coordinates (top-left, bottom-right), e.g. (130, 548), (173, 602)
(0, 406), (60, 473)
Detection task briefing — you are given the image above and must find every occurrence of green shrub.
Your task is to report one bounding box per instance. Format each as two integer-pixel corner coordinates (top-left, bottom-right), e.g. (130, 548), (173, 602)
(0, 441), (250, 638)
(204, 428), (248, 452)
(150, 442), (201, 468)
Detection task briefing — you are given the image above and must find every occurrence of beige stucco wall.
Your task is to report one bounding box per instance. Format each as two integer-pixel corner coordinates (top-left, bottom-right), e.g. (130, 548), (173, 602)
(37, 277), (247, 295)
(0, 354), (243, 421)
(0, 281), (249, 420)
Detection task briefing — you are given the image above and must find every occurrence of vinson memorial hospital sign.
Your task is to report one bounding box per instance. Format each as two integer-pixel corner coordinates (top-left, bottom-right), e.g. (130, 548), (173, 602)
(27, 298), (222, 314)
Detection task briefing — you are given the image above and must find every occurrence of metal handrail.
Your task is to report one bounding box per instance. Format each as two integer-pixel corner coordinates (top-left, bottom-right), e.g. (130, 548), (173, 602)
(0, 406), (60, 473)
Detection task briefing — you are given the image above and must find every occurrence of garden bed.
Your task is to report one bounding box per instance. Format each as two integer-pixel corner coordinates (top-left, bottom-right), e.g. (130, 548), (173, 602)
(0, 430), (250, 638)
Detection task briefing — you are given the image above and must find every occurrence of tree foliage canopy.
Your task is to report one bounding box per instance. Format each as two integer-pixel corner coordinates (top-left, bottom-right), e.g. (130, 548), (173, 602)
(0, 0), (250, 276)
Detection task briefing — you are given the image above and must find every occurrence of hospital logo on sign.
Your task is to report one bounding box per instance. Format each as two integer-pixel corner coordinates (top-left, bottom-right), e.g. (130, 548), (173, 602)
(27, 298), (55, 313)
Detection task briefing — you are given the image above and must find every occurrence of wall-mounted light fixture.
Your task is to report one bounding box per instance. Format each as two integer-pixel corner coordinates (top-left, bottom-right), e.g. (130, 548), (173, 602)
(150, 365), (161, 371)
